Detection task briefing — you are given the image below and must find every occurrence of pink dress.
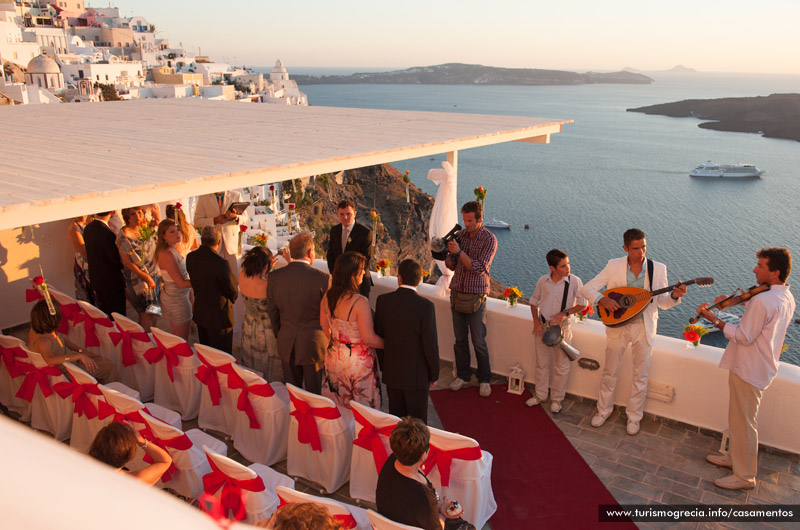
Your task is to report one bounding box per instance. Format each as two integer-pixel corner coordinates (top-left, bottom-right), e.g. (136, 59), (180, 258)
(322, 296), (381, 410)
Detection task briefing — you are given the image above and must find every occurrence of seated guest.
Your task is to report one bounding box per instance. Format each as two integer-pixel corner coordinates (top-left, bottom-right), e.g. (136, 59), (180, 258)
(116, 206), (159, 332)
(155, 219), (193, 340)
(239, 246), (281, 381)
(265, 502), (343, 530)
(377, 417), (443, 530)
(28, 299), (119, 384)
(88, 422), (172, 486)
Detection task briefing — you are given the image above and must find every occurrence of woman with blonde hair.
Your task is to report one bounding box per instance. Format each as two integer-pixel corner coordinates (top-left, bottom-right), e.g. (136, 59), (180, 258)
(166, 203), (199, 257)
(155, 218), (193, 340)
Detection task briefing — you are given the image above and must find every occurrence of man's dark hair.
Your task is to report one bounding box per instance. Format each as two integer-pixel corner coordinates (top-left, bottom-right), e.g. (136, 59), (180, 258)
(398, 259), (422, 287)
(461, 200), (483, 220)
(30, 298), (62, 334)
(337, 199), (355, 211)
(546, 249), (568, 269)
(389, 417), (430, 466)
(757, 247), (792, 282)
(623, 228), (646, 247)
(95, 211), (112, 217)
(88, 422), (138, 469)
(200, 225), (221, 246)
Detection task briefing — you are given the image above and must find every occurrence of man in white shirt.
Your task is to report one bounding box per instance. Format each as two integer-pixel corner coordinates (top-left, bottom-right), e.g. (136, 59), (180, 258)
(697, 247), (795, 490)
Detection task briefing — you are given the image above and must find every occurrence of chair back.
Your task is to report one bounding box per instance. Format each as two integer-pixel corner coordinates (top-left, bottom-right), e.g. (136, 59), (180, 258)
(111, 312), (146, 333)
(203, 446), (260, 482)
(365, 509), (424, 530)
(286, 383), (345, 437)
(194, 344), (236, 367)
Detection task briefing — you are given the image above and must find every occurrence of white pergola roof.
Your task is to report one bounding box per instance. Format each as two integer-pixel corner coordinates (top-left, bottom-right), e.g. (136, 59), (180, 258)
(0, 98), (570, 230)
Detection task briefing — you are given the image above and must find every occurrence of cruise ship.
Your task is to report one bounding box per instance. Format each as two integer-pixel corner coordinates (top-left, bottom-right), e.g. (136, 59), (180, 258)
(690, 161), (765, 178)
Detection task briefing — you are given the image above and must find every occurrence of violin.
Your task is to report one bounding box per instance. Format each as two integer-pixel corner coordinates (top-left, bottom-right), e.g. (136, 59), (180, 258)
(689, 284), (770, 324)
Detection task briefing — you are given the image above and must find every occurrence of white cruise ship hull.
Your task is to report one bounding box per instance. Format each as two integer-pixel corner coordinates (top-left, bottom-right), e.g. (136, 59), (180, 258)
(690, 162), (764, 178)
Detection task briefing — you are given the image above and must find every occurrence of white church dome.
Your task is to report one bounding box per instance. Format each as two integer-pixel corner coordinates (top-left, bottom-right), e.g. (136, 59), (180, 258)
(272, 59), (288, 74)
(27, 55), (60, 75)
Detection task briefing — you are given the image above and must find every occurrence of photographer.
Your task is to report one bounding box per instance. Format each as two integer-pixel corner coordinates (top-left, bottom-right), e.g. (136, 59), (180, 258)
(445, 201), (497, 398)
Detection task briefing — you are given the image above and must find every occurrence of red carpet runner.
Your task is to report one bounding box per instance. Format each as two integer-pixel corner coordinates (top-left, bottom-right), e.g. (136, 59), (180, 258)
(429, 385), (636, 529)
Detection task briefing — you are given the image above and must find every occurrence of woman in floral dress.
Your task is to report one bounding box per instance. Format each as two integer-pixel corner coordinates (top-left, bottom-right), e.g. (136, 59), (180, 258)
(116, 206), (159, 332)
(239, 246), (281, 381)
(320, 251), (384, 409)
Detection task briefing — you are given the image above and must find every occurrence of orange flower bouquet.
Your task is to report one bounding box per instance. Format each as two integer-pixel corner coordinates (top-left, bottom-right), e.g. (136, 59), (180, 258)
(683, 324), (709, 348)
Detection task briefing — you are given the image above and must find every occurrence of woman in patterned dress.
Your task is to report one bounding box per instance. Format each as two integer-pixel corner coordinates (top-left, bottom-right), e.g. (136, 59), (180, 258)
(239, 245), (281, 380)
(116, 206), (159, 332)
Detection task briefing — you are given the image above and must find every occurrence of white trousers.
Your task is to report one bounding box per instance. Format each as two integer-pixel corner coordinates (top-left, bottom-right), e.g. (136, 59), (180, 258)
(534, 326), (573, 403)
(728, 371), (762, 483)
(596, 319), (651, 422)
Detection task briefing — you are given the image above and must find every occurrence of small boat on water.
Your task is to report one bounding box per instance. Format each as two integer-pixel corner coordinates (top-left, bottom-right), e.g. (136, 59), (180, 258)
(690, 161), (764, 178)
(484, 219), (511, 229)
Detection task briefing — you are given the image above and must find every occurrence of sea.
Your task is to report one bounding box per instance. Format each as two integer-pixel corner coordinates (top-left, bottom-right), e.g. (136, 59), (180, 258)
(282, 70), (800, 364)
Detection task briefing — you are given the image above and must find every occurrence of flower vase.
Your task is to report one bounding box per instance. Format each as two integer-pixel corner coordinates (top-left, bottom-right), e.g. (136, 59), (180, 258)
(506, 298), (518, 308)
(686, 342), (698, 349)
(380, 269), (387, 278)
(576, 317), (585, 324)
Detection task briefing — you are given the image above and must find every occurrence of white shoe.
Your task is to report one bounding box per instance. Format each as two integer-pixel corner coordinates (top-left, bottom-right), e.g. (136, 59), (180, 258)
(449, 378), (465, 391)
(591, 412), (610, 428)
(714, 474), (755, 490)
(525, 395), (543, 407)
(479, 383), (491, 397)
(550, 401), (562, 414)
(626, 420), (640, 435)
(706, 453), (732, 469)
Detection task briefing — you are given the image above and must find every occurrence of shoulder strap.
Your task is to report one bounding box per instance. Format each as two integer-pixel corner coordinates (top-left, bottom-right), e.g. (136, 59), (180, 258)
(560, 276), (571, 313)
(346, 295), (359, 321)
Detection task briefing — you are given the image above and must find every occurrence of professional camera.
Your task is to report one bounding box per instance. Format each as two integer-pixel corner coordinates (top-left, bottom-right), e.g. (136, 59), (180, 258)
(430, 223), (462, 260)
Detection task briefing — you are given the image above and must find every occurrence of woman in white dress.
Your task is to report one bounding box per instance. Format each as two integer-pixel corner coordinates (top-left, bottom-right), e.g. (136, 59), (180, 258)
(154, 219), (193, 340)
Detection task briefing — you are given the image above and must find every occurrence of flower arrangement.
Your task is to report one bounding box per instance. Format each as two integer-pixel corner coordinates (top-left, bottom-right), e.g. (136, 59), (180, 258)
(403, 170), (411, 203)
(501, 286), (523, 307)
(32, 274), (56, 315)
(577, 306), (595, 322)
(421, 268), (430, 278)
(375, 259), (390, 277)
(370, 210), (379, 246)
(474, 185), (487, 215)
(252, 233), (268, 247)
(238, 224), (248, 253)
(137, 221), (156, 243)
(175, 202), (182, 210)
(683, 324), (709, 348)
(287, 203), (295, 234)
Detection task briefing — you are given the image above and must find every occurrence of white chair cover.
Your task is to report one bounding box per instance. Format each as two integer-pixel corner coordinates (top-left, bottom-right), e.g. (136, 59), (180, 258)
(366, 509), (425, 530)
(111, 312), (155, 401)
(50, 288), (86, 349)
(349, 402), (399, 504)
(148, 327), (201, 420)
(285, 384), (353, 494)
(275, 486), (370, 530)
(75, 301), (116, 364)
(0, 334), (32, 419)
(18, 347), (72, 441)
(194, 344), (239, 436)
(61, 363), (113, 453)
(424, 427), (497, 530)
(202, 446), (294, 526)
(230, 364), (290, 466)
(138, 411), (226, 499)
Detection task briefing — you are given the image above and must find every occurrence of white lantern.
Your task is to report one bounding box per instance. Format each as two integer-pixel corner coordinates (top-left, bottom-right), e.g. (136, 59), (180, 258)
(507, 363), (526, 395)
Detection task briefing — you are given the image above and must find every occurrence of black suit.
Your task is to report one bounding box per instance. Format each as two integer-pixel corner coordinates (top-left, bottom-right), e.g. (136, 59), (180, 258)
(326, 222), (374, 297)
(83, 219), (126, 317)
(374, 286), (439, 423)
(186, 245), (238, 353)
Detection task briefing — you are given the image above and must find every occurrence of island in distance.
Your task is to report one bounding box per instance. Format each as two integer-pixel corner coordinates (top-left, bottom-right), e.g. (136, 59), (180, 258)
(628, 93), (800, 143)
(293, 63), (653, 85)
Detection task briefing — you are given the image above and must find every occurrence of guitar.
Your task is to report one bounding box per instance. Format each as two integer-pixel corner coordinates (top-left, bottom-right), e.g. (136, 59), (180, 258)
(597, 277), (714, 327)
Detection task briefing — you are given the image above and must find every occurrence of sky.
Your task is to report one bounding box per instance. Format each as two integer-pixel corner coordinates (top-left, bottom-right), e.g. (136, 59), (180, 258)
(104, 0), (800, 74)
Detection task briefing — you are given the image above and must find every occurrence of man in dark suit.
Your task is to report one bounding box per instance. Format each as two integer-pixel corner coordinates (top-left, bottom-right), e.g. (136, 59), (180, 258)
(374, 259), (439, 423)
(186, 226), (238, 354)
(326, 199), (373, 297)
(267, 232), (331, 394)
(83, 211), (126, 317)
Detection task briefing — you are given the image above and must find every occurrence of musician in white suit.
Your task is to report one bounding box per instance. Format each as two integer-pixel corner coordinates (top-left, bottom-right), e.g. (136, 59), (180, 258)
(194, 190), (249, 272)
(581, 228), (686, 435)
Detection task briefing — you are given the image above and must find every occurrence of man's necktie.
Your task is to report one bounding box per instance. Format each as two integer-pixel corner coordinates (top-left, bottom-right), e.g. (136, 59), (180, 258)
(342, 227), (350, 252)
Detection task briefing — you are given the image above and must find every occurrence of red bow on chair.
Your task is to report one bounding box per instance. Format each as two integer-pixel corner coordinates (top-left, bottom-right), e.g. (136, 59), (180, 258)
(421, 443), (483, 488)
(53, 380), (102, 419)
(202, 458), (265, 521)
(227, 371), (274, 429)
(97, 401), (152, 425)
(75, 311), (113, 348)
(288, 392), (340, 452)
(109, 328), (150, 367)
(25, 288), (43, 302)
(57, 303), (83, 335)
(194, 353), (233, 406)
(139, 426), (192, 482)
(144, 336), (193, 382)
(0, 344), (30, 378)
(276, 496), (357, 530)
(352, 407), (397, 473)
(15, 364), (62, 402)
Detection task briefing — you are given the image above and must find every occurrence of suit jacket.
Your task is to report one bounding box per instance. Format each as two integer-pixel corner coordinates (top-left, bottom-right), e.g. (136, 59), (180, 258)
(374, 287), (439, 390)
(186, 245), (238, 330)
(83, 219), (125, 297)
(326, 222), (374, 292)
(194, 190), (249, 257)
(581, 256), (680, 343)
(266, 261), (330, 365)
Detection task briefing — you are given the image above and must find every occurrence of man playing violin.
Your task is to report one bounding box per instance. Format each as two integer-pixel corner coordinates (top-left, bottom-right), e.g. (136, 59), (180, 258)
(697, 248), (795, 491)
(581, 229), (687, 435)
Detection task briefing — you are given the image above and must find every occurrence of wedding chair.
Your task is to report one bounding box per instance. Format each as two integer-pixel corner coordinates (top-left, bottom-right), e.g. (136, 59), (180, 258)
(285, 383), (353, 494)
(194, 344), (239, 436)
(366, 509), (425, 530)
(98, 384), (182, 429)
(146, 327), (201, 420)
(110, 312), (155, 401)
(229, 363), (290, 466)
(138, 410), (226, 499)
(75, 301), (115, 362)
(275, 486), (370, 530)
(49, 288), (86, 349)
(15, 346), (72, 441)
(0, 334), (32, 419)
(349, 402), (399, 504)
(202, 446), (294, 526)
(57, 363), (114, 453)
(422, 426), (497, 530)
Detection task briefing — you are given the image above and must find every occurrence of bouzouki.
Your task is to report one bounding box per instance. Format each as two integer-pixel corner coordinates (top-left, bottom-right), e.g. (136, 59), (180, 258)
(597, 277), (714, 327)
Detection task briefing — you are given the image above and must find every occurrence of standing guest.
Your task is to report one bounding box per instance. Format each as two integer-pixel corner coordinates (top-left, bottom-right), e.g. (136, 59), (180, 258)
(166, 203), (199, 257)
(116, 206), (159, 333)
(155, 219), (193, 340)
(320, 251), (384, 409)
(266, 232), (330, 394)
(88, 422), (172, 486)
(186, 226), (238, 354)
(83, 211), (126, 317)
(107, 210), (124, 235)
(446, 201), (497, 398)
(581, 228), (686, 435)
(28, 299), (119, 384)
(374, 259), (439, 423)
(67, 214), (94, 304)
(239, 246), (281, 381)
(326, 199), (374, 298)
(697, 248), (795, 490)
(194, 189), (249, 273)
(527, 249), (588, 413)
